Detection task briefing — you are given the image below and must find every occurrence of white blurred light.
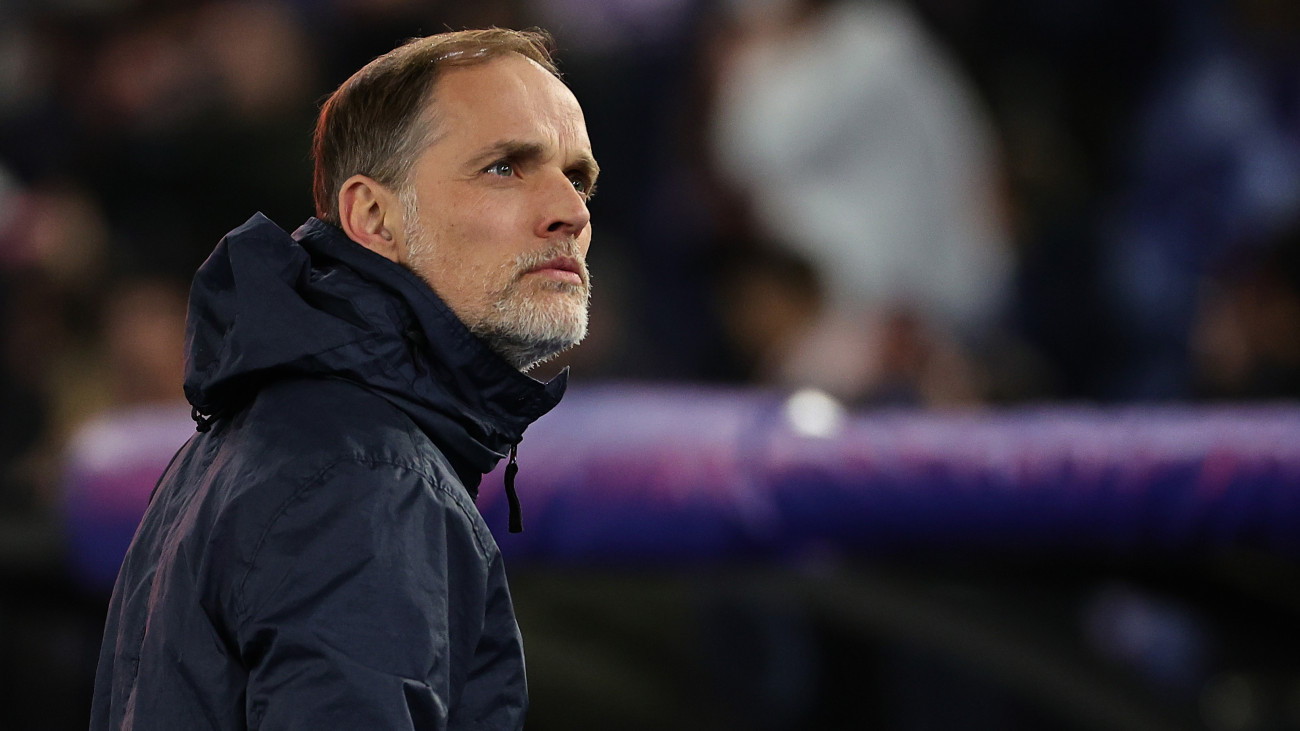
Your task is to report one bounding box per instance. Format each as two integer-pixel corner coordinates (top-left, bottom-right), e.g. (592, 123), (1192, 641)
(784, 388), (846, 439)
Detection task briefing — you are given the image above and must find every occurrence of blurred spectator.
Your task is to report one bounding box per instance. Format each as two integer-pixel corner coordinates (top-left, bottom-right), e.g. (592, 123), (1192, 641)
(60, 276), (192, 595)
(1192, 226), (1300, 399)
(0, 181), (111, 511)
(904, 0), (1178, 402)
(706, 0), (1009, 404)
(712, 242), (986, 405)
(714, 244), (827, 387)
(71, 1), (320, 280)
(96, 277), (188, 406)
(1101, 0), (1300, 399)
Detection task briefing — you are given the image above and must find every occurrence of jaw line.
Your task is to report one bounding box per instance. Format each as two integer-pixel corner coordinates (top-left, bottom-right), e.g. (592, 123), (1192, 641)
(468, 273), (591, 371)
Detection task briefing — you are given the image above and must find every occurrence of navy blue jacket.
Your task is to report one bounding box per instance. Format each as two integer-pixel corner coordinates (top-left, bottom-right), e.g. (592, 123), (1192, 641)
(91, 214), (566, 730)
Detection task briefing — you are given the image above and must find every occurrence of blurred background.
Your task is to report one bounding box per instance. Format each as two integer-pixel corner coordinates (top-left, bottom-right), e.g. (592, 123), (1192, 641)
(2, 0), (1300, 728)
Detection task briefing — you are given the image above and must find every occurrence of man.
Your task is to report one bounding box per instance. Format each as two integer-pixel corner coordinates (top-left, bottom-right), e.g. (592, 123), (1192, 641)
(91, 28), (597, 730)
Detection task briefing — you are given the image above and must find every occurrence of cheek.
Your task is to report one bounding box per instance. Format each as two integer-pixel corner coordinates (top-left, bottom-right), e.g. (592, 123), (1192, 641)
(425, 192), (509, 257)
(426, 194), (528, 293)
(455, 189), (526, 251)
(578, 225), (593, 257)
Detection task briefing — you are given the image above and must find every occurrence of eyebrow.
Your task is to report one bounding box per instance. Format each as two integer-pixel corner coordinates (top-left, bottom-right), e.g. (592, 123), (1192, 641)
(470, 140), (600, 182)
(569, 151), (600, 184)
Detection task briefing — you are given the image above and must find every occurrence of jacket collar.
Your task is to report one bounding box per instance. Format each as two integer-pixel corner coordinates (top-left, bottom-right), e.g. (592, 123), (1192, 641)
(185, 214), (567, 489)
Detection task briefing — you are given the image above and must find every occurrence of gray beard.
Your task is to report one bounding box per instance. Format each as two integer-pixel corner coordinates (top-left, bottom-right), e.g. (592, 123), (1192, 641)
(401, 188), (590, 372)
(466, 258), (591, 372)
(468, 318), (581, 372)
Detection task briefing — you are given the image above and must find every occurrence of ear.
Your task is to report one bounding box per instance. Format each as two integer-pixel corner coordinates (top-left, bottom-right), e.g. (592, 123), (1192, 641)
(338, 174), (403, 262)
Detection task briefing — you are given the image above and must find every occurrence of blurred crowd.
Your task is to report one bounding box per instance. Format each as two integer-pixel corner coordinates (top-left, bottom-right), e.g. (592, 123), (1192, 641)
(1, 0), (1299, 726)
(4, 0), (1300, 521)
(0, 0), (1294, 522)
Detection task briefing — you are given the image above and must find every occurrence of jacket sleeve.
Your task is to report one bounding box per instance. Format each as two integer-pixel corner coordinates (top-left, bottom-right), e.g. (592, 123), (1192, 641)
(455, 548), (528, 729)
(231, 459), (497, 730)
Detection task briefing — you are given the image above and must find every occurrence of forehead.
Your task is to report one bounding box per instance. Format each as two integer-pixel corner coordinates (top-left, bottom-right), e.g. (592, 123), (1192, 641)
(427, 54), (590, 153)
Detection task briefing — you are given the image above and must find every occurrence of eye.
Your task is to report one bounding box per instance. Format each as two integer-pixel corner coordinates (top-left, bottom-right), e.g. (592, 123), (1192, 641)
(568, 173), (596, 200)
(485, 160), (514, 177)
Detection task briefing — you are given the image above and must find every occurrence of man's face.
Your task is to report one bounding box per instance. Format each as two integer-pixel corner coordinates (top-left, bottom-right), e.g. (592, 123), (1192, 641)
(397, 53), (598, 371)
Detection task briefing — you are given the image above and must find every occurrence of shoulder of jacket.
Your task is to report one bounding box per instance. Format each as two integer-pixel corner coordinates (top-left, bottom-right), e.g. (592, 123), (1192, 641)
(224, 453), (499, 628)
(228, 379), (425, 467)
(208, 378), (498, 564)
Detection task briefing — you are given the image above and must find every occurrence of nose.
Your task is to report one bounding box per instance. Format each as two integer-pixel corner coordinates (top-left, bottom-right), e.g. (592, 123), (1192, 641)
(535, 170), (591, 240)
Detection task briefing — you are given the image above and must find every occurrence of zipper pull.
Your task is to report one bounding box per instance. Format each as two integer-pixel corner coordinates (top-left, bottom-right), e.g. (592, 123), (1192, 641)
(505, 443), (523, 533)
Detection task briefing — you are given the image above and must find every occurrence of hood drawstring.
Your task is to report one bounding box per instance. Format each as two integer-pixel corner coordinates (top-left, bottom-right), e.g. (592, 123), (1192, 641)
(504, 443), (523, 533)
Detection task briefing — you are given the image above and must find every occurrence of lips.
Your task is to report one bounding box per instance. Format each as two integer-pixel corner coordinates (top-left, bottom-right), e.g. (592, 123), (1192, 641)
(525, 255), (586, 286)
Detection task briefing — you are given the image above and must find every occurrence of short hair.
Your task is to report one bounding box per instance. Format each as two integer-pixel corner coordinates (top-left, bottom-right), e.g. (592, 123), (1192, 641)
(312, 28), (560, 224)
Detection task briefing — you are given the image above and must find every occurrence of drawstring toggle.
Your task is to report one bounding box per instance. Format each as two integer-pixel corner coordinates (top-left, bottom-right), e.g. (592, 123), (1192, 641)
(504, 444), (523, 533)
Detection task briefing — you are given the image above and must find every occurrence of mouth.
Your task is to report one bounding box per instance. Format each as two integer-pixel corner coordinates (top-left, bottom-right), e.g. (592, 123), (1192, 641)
(524, 255), (586, 287)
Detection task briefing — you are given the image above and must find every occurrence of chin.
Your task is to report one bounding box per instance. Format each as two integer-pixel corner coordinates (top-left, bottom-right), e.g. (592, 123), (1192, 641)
(471, 287), (590, 371)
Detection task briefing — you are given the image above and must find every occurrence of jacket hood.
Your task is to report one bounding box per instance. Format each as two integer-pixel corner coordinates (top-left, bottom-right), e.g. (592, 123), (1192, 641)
(183, 213), (567, 480)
